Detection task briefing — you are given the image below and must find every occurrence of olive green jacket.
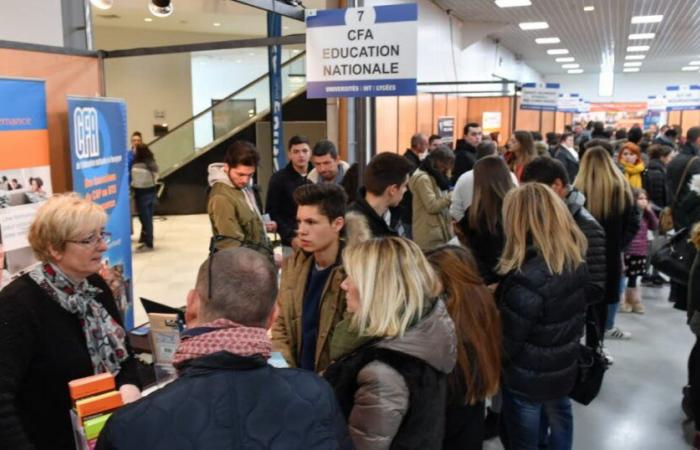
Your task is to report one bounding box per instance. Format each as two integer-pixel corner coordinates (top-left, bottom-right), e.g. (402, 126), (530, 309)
(409, 168), (453, 250)
(271, 247), (347, 373)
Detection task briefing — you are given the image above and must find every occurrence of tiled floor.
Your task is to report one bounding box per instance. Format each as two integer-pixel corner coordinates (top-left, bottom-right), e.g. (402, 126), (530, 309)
(134, 215), (696, 449)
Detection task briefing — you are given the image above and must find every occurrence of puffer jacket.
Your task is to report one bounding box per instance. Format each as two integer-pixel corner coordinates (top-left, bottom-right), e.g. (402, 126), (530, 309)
(644, 158), (669, 211)
(271, 247), (346, 372)
(409, 168), (453, 250)
(324, 300), (457, 450)
(207, 163), (270, 253)
(566, 188), (606, 304)
(498, 247), (588, 401)
(96, 352), (351, 450)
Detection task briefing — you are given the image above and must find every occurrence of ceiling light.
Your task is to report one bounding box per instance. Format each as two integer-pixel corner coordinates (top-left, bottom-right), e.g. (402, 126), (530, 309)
(547, 49), (569, 55)
(562, 64), (580, 69)
(249, 52), (255, 56)
(149, 0), (174, 17)
(689, 61), (700, 66)
(535, 37), (561, 44)
(144, 17), (153, 22)
(555, 57), (575, 62)
(599, 51), (615, 97)
(623, 68), (640, 73)
(624, 62), (643, 67)
(519, 21), (549, 30)
(631, 15), (663, 24)
(496, 0), (532, 7)
(627, 45), (650, 52)
(89, 0), (113, 9)
(213, 22), (221, 27)
(625, 54), (646, 60)
(629, 33), (655, 40)
(682, 66), (700, 71)
(568, 69), (584, 74)
(583, 6), (594, 12)
(292, 49), (300, 53)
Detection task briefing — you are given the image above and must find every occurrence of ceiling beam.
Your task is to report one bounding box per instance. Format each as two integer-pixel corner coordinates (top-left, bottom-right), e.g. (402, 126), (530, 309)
(231, 0), (305, 21)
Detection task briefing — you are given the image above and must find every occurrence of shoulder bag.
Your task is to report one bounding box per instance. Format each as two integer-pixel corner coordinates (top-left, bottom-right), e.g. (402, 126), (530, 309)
(570, 322), (610, 405)
(659, 156), (700, 233)
(651, 227), (696, 285)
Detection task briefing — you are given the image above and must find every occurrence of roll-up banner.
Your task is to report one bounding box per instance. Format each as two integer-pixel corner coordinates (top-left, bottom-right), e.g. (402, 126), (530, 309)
(0, 77), (53, 287)
(67, 96), (134, 329)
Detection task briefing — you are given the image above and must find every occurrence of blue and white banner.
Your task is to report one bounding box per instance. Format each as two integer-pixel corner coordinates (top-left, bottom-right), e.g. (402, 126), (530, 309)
(647, 95), (667, 112)
(267, 12), (285, 171)
(68, 96), (134, 329)
(521, 82), (560, 111)
(557, 93), (580, 113)
(666, 85), (700, 111)
(305, 4), (418, 98)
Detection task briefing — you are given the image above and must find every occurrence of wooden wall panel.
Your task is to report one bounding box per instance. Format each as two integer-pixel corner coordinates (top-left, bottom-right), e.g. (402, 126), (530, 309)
(417, 93), (433, 135)
(433, 94), (448, 130)
(446, 95), (458, 123)
(0, 49), (100, 193)
(457, 97), (469, 138)
(375, 96), (399, 153)
(554, 112), (566, 133)
(397, 96), (418, 151)
(515, 102), (540, 133)
(541, 111), (555, 134)
(669, 111), (683, 127)
(467, 97), (512, 145)
(681, 111), (700, 132)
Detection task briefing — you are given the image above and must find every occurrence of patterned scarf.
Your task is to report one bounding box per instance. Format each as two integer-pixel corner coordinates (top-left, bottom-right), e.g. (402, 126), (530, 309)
(29, 263), (129, 375)
(172, 318), (272, 370)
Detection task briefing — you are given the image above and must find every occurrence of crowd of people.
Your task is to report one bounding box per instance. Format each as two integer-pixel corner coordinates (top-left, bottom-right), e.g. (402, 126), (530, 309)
(0, 118), (699, 450)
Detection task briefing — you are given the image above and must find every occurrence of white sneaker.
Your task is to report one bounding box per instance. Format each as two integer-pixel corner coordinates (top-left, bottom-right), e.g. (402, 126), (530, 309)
(602, 348), (614, 365)
(605, 327), (631, 340)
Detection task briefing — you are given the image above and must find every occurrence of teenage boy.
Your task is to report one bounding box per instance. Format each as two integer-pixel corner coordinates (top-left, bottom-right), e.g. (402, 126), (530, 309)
(271, 183), (348, 372)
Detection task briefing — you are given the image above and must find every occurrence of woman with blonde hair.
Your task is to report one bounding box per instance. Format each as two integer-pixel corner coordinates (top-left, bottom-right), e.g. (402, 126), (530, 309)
(426, 245), (501, 450)
(0, 194), (141, 450)
(324, 237), (456, 450)
(574, 146), (639, 343)
(497, 183), (588, 450)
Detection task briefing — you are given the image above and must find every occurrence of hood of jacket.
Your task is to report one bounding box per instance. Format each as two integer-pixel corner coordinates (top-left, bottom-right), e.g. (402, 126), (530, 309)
(565, 186), (586, 216)
(691, 174), (700, 195)
(376, 300), (456, 374)
(208, 163), (234, 188)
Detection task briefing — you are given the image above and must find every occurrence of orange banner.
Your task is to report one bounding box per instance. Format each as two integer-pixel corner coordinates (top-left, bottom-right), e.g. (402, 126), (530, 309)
(0, 129), (50, 170)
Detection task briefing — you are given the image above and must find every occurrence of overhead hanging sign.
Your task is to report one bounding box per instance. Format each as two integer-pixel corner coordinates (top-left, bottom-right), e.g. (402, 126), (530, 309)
(666, 85), (700, 111)
(68, 96), (134, 330)
(647, 95), (667, 112)
(520, 82), (560, 111)
(305, 4), (418, 98)
(557, 93), (580, 113)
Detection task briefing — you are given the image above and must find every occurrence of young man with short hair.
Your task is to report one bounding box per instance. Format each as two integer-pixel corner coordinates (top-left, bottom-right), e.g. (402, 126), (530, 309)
(271, 183), (348, 372)
(207, 140), (276, 253)
(453, 122), (482, 183)
(429, 134), (443, 151)
(307, 140), (350, 185)
(266, 135), (312, 247)
(346, 152), (413, 240)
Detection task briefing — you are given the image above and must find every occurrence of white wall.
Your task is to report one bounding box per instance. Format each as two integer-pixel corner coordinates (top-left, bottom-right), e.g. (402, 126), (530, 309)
(544, 72), (700, 103)
(0, 0), (63, 46)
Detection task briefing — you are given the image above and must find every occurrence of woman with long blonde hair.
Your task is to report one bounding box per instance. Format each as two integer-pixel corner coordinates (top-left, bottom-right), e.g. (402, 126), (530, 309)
(426, 245), (501, 450)
(574, 146), (639, 342)
(323, 237), (456, 450)
(497, 183), (588, 450)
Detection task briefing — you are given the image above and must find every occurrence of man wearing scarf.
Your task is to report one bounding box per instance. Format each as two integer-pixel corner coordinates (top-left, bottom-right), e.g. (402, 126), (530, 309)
(96, 248), (350, 450)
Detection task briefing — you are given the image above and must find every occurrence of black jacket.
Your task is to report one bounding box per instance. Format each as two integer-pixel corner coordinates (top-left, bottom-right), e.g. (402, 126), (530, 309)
(452, 139), (477, 184)
(554, 146), (580, 184)
(459, 211), (505, 285)
(97, 352), (350, 450)
(689, 252), (700, 320)
(347, 188), (401, 238)
(265, 163), (311, 246)
(398, 150), (421, 233)
(667, 144), (700, 217)
(598, 203), (641, 303)
(566, 188), (606, 305)
(0, 274), (141, 450)
(644, 158), (670, 211)
(498, 248), (588, 401)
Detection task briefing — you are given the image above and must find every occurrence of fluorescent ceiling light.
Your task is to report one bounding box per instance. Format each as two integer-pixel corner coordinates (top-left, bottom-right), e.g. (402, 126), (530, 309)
(682, 66), (700, 71)
(568, 69), (584, 74)
(624, 62), (643, 67)
(535, 37), (561, 44)
(583, 6), (594, 12)
(519, 21), (549, 30)
(496, 0), (532, 7)
(625, 54), (646, 60)
(631, 15), (663, 24)
(89, 0), (113, 9)
(627, 45), (650, 52)
(689, 61), (700, 66)
(547, 49), (569, 55)
(144, 17), (153, 22)
(555, 57), (575, 62)
(562, 64), (580, 69)
(213, 22), (221, 27)
(599, 71), (614, 96)
(623, 68), (640, 73)
(629, 33), (655, 40)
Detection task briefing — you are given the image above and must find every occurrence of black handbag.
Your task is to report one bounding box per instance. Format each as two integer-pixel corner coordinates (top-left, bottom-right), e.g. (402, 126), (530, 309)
(651, 228), (696, 285)
(570, 324), (609, 405)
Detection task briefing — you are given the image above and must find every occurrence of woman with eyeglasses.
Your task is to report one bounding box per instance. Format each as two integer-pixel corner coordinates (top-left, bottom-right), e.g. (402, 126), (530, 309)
(0, 194), (142, 450)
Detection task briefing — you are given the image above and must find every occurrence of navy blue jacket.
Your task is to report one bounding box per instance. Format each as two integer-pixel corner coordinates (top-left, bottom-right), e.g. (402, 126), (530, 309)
(96, 352), (351, 450)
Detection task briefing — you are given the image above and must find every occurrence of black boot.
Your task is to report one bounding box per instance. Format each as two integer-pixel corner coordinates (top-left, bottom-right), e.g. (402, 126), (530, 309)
(483, 407), (500, 440)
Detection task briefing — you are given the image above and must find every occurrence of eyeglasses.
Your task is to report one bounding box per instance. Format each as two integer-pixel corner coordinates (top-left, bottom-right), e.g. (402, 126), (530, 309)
(68, 231), (112, 247)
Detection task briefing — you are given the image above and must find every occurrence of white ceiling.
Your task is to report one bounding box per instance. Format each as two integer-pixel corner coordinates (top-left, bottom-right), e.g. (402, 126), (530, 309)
(438, 0), (700, 76)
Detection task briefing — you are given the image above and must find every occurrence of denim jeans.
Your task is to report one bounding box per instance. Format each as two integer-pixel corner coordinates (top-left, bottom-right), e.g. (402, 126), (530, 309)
(134, 188), (156, 247)
(502, 387), (573, 450)
(606, 275), (627, 330)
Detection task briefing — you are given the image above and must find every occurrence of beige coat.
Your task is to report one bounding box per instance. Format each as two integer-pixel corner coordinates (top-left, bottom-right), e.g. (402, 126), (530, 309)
(409, 168), (453, 250)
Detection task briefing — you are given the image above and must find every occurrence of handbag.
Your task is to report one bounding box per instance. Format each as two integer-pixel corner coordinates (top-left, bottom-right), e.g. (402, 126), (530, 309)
(651, 228), (696, 285)
(661, 156), (700, 233)
(570, 324), (609, 405)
